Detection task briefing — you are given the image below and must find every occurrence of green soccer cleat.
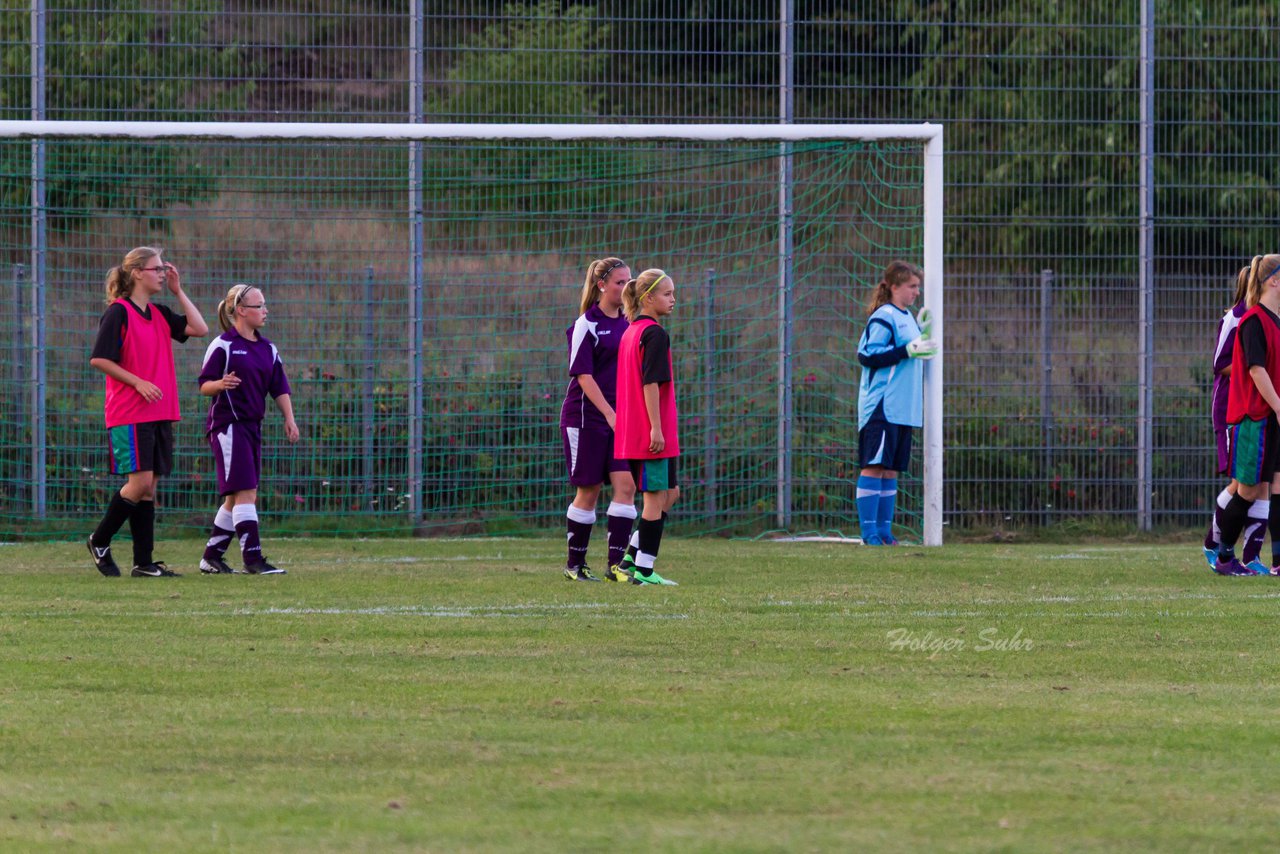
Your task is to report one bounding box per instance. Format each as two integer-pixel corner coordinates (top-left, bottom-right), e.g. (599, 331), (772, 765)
(630, 568), (678, 586)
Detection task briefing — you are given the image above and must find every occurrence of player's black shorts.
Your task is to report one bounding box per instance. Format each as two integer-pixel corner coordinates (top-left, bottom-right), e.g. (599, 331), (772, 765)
(627, 456), (679, 492)
(107, 420), (174, 477)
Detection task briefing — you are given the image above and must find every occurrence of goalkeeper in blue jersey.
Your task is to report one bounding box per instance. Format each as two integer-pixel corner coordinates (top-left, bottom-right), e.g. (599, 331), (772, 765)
(855, 261), (938, 545)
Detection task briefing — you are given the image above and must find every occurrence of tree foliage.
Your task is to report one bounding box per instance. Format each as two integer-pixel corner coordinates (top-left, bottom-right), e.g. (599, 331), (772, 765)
(0, 1), (255, 227)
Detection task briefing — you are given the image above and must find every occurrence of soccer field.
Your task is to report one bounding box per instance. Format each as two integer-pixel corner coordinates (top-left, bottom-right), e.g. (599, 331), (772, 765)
(2, 538), (1275, 851)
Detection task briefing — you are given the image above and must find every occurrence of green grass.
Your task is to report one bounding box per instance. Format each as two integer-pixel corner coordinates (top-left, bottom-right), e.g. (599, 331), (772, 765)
(1, 537), (1276, 851)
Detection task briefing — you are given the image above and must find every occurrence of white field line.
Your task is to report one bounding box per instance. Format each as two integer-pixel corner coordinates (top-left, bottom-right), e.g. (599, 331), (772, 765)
(3, 602), (690, 620)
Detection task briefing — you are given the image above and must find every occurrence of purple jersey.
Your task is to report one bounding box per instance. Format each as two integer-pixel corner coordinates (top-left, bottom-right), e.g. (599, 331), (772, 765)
(1212, 300), (1246, 432)
(559, 304), (629, 430)
(198, 329), (292, 435)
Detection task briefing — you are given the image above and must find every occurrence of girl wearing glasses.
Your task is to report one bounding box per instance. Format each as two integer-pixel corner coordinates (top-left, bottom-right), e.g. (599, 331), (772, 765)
(88, 246), (209, 578)
(611, 268), (681, 586)
(558, 257), (638, 582)
(196, 284), (299, 575)
(1211, 254), (1280, 576)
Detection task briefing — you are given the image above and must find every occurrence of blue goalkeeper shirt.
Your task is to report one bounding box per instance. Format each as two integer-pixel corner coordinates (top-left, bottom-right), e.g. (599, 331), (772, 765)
(857, 303), (924, 430)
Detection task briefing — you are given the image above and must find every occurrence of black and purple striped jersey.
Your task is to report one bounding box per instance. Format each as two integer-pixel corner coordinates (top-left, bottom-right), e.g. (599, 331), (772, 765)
(197, 329), (291, 436)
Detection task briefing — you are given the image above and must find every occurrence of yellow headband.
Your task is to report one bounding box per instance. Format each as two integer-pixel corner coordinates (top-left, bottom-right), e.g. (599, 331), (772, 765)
(641, 273), (668, 299)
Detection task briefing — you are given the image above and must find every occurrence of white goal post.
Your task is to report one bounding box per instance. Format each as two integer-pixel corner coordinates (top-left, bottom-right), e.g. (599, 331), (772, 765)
(1, 120), (944, 546)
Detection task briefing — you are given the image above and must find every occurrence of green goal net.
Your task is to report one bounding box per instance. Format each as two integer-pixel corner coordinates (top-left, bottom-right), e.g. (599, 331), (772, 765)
(0, 123), (939, 542)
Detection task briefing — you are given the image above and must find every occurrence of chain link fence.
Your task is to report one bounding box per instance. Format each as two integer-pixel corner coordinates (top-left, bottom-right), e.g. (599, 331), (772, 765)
(2, 2), (1269, 537)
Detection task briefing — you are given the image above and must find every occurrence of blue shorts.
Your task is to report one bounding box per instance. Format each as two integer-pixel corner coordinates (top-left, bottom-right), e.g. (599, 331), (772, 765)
(107, 421), (174, 476)
(627, 457), (679, 493)
(859, 419), (914, 472)
(209, 421), (263, 495)
(562, 426), (629, 487)
(1228, 417), (1279, 487)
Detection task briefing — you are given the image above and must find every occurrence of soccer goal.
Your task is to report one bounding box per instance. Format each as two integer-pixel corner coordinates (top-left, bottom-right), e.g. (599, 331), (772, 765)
(0, 120), (943, 545)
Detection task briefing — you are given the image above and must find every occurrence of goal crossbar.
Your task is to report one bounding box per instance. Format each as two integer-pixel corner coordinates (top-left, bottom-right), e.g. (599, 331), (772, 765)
(0, 120), (942, 143)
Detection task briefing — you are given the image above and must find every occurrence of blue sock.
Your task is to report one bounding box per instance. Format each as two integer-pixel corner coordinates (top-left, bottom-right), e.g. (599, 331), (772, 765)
(878, 477), (898, 543)
(857, 475), (881, 544)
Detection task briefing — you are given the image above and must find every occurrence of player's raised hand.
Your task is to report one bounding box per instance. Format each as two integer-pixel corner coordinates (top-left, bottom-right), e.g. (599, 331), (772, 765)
(163, 262), (183, 296)
(917, 307), (933, 340)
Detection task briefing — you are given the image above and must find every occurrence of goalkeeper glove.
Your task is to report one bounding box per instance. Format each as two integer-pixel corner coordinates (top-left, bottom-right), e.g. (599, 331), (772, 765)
(906, 335), (939, 359)
(917, 307), (933, 340)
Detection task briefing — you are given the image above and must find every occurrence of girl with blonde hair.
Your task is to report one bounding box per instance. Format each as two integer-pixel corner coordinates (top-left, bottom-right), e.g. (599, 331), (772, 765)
(1212, 253), (1280, 575)
(196, 284), (299, 575)
(558, 258), (638, 581)
(87, 246), (209, 577)
(613, 268), (681, 585)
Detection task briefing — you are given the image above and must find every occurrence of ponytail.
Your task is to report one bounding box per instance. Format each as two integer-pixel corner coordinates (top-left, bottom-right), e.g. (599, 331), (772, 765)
(1245, 254), (1280, 309)
(218, 283), (256, 332)
(866, 260), (923, 315)
(104, 246), (161, 305)
(622, 268), (668, 321)
(579, 257), (626, 315)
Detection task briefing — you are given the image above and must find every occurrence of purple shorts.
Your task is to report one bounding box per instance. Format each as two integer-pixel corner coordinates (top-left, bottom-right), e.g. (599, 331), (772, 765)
(209, 421), (262, 495)
(562, 426), (629, 487)
(1216, 427), (1230, 476)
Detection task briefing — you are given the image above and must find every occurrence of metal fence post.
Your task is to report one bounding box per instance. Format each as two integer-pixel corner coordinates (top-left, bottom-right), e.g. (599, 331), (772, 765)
(408, 0), (425, 526)
(362, 265), (375, 504)
(31, 0), (47, 520)
(1136, 0), (1155, 530)
(1040, 268), (1054, 527)
(775, 0), (795, 528)
(703, 268), (717, 521)
(12, 264), (27, 497)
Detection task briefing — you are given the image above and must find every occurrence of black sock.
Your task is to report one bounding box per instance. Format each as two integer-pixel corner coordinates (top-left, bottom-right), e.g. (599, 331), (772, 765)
(1216, 493), (1252, 557)
(635, 515), (666, 574)
(91, 493), (136, 547)
(130, 500), (155, 567)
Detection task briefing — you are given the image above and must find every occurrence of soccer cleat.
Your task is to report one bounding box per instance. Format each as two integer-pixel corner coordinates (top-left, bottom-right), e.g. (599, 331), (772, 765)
(131, 562), (180, 578)
(1204, 547), (1218, 570)
(244, 560), (287, 575)
(881, 535), (900, 546)
(87, 537), (121, 577)
(862, 535), (884, 546)
(1244, 559), (1268, 576)
(604, 564), (633, 583)
(199, 556), (238, 575)
(563, 564), (601, 582)
(1212, 556), (1254, 577)
(1270, 565), (1280, 578)
(630, 568), (678, 586)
